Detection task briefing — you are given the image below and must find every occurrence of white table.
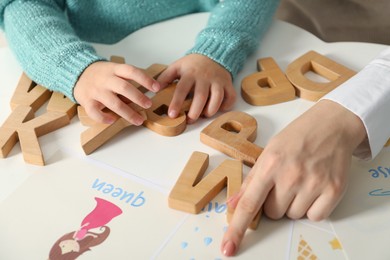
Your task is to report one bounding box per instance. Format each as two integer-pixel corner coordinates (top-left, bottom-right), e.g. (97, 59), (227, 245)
(1, 13), (389, 260)
(0, 31), (6, 47)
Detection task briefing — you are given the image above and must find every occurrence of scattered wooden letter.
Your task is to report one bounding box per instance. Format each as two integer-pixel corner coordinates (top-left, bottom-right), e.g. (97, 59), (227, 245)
(10, 73), (52, 111)
(143, 82), (192, 136)
(241, 57), (295, 105)
(0, 79), (77, 165)
(286, 50), (356, 101)
(169, 151), (261, 229)
(200, 111), (263, 167)
(79, 105), (145, 155)
(242, 51), (356, 105)
(169, 151), (242, 214)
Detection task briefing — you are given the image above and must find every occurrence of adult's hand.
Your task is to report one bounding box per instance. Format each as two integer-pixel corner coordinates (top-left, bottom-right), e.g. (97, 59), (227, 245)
(221, 100), (367, 256)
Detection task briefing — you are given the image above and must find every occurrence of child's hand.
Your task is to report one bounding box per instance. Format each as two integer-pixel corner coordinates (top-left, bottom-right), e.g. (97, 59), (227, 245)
(74, 61), (160, 125)
(157, 54), (237, 124)
(221, 100), (367, 257)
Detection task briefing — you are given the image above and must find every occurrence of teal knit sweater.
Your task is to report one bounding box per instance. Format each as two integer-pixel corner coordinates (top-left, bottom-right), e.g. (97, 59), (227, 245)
(0, 0), (279, 102)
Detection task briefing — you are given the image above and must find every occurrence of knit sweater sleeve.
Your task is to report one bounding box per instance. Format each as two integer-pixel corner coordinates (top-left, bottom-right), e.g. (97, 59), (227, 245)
(188, 0), (280, 78)
(0, 0), (105, 102)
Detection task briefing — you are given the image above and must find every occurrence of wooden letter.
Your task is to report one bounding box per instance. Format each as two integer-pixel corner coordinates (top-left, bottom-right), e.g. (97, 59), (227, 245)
(0, 91), (77, 165)
(200, 111), (263, 167)
(169, 151), (260, 229)
(10, 73), (52, 111)
(79, 106), (145, 155)
(286, 50), (356, 101)
(169, 151), (241, 213)
(143, 83), (192, 136)
(241, 57), (295, 105)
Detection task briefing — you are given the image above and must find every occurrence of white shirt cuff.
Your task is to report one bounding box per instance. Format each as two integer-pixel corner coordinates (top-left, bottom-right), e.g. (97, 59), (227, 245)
(320, 47), (390, 160)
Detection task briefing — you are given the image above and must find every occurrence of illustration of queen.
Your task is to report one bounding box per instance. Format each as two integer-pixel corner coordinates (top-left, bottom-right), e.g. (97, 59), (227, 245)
(49, 197), (122, 259)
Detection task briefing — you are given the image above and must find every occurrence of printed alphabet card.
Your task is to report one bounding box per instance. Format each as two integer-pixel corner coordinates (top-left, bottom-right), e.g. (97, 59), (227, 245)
(0, 150), (187, 260)
(331, 149), (390, 260)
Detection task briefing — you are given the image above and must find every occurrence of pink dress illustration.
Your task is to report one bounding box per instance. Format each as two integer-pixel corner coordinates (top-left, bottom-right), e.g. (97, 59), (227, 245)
(49, 197), (122, 260)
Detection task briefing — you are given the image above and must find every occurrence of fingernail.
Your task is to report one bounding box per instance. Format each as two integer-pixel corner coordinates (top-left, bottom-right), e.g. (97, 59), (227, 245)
(144, 99), (152, 109)
(168, 109), (177, 118)
(104, 117), (115, 124)
(222, 240), (236, 257)
(134, 118), (144, 126)
(152, 82), (160, 92)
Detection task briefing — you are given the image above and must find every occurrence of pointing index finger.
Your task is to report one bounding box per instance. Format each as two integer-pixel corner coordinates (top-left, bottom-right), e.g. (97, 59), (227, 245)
(221, 163), (274, 256)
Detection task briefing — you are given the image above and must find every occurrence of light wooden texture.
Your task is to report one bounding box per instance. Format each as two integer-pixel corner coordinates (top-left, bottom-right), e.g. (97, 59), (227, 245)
(110, 55), (126, 64)
(286, 50), (356, 101)
(200, 111), (263, 167)
(143, 82), (192, 136)
(385, 138), (390, 147)
(0, 87), (77, 165)
(199, 111), (264, 229)
(241, 57), (296, 105)
(169, 151), (260, 229)
(47, 92), (78, 120)
(169, 151), (242, 214)
(112, 57), (192, 137)
(79, 105), (145, 155)
(10, 73), (52, 112)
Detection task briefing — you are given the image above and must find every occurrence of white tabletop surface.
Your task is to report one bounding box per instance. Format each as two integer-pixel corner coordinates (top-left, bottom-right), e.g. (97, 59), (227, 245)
(1, 13), (389, 260)
(0, 32), (6, 47)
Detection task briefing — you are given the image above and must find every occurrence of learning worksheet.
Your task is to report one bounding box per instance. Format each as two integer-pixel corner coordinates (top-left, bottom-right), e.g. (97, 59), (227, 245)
(1, 147), (389, 259)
